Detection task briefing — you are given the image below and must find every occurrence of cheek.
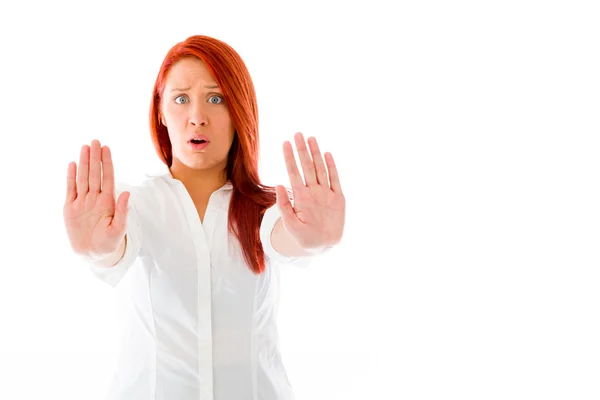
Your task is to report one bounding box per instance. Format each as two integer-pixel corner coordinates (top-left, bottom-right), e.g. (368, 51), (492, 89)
(224, 114), (235, 141)
(163, 102), (183, 120)
(163, 109), (186, 134)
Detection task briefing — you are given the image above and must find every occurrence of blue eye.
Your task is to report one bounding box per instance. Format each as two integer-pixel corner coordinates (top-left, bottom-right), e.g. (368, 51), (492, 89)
(175, 95), (188, 104)
(209, 95), (223, 104)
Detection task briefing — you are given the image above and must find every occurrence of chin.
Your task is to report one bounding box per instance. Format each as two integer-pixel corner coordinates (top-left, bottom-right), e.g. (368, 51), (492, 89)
(173, 148), (227, 170)
(186, 157), (226, 171)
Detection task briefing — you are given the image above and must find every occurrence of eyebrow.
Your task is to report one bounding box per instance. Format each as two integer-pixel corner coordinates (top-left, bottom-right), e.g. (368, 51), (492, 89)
(170, 85), (220, 92)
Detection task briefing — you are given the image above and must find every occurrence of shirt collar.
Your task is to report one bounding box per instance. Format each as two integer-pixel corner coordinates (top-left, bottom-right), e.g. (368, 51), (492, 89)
(144, 164), (234, 191)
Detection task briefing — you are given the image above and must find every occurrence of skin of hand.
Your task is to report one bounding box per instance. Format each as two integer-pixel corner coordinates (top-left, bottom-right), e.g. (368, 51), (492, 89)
(274, 132), (346, 251)
(63, 140), (130, 261)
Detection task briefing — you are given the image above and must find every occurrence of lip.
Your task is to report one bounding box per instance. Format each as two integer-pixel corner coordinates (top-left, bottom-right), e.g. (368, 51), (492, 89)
(189, 140), (209, 151)
(187, 135), (210, 151)
(187, 134), (209, 143)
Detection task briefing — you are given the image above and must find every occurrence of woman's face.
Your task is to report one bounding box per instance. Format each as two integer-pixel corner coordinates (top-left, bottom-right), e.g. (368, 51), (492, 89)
(160, 57), (235, 174)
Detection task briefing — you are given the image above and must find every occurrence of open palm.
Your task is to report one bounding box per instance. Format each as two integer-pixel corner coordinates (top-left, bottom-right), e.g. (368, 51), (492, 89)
(275, 132), (345, 250)
(63, 140), (130, 256)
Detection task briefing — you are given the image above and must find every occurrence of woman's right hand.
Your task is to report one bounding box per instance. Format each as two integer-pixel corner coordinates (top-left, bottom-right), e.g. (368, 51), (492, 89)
(63, 140), (130, 259)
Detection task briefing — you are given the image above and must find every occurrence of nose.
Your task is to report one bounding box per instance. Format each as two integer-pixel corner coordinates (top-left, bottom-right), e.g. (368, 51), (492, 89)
(189, 102), (208, 127)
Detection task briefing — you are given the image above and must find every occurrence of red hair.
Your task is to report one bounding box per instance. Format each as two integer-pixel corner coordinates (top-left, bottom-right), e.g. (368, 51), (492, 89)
(149, 35), (277, 274)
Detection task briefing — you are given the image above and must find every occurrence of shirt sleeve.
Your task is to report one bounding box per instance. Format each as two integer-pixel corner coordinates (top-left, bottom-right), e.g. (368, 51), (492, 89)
(85, 182), (143, 287)
(260, 202), (313, 268)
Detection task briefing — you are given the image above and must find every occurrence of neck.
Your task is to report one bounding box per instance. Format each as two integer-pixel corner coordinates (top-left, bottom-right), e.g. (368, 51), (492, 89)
(169, 159), (228, 196)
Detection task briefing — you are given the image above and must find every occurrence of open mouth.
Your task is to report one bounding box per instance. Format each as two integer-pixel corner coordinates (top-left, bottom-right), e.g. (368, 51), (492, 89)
(190, 138), (207, 144)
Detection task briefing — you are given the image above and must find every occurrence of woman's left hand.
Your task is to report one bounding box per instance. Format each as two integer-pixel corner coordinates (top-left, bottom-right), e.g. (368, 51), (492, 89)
(275, 132), (346, 251)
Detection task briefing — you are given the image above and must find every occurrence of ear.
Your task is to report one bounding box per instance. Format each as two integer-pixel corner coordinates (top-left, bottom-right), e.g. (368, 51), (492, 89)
(159, 113), (166, 127)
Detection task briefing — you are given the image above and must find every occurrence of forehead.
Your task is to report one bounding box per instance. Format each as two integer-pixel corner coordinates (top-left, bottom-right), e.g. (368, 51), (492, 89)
(164, 57), (218, 88)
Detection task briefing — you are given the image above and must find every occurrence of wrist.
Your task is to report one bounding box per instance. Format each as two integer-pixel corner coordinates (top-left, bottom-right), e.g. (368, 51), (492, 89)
(78, 237), (127, 268)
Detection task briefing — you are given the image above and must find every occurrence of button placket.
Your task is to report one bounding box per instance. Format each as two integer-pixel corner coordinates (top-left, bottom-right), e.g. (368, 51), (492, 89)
(174, 182), (214, 400)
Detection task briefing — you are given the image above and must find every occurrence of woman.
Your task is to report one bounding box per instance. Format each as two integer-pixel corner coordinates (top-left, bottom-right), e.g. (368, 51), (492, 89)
(63, 35), (345, 400)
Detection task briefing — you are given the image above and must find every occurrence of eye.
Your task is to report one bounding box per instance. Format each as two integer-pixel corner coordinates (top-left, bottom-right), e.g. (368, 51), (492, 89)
(209, 95), (223, 104)
(174, 95), (188, 104)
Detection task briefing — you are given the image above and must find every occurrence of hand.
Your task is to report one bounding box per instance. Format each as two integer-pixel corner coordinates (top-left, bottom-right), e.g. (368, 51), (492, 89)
(275, 132), (346, 250)
(63, 140), (130, 257)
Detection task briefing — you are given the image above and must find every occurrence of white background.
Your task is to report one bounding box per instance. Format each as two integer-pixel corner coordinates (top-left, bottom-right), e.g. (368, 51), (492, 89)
(0, 0), (599, 399)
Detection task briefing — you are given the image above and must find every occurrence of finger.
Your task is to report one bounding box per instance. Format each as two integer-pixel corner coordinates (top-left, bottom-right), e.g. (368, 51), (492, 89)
(275, 185), (300, 230)
(325, 152), (343, 194)
(76, 145), (90, 196)
(65, 162), (77, 203)
(110, 191), (130, 234)
(101, 145), (115, 197)
(89, 140), (102, 193)
(283, 140), (305, 190)
(307, 137), (328, 186)
(293, 132), (317, 186)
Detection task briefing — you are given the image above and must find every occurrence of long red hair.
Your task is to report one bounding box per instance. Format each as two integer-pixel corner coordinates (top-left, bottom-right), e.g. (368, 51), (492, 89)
(149, 35), (278, 274)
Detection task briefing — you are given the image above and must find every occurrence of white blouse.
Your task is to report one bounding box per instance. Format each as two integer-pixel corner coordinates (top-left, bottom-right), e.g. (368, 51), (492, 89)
(87, 166), (312, 400)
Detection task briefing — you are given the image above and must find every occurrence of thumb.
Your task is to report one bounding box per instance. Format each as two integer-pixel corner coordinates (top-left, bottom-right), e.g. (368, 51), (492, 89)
(110, 191), (130, 235)
(275, 185), (297, 229)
